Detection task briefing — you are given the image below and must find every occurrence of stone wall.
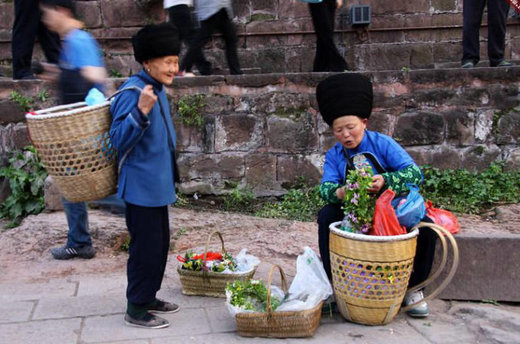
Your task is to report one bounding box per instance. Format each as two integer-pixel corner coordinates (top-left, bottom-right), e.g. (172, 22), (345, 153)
(1, 0), (520, 75)
(1, 68), (519, 197)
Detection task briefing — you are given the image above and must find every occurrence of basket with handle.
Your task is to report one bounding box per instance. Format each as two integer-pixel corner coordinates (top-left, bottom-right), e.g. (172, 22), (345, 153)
(177, 231), (257, 297)
(329, 221), (458, 325)
(235, 264), (323, 338)
(25, 87), (142, 202)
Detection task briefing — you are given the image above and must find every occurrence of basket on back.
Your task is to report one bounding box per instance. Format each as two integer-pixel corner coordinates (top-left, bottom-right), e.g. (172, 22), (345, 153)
(329, 221), (458, 326)
(235, 264), (323, 338)
(26, 102), (116, 202)
(177, 231), (257, 297)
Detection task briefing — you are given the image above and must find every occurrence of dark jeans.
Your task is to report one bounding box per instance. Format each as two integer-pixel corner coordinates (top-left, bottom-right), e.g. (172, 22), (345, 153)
(12, 0), (60, 79)
(125, 202), (170, 306)
(183, 8), (242, 75)
(462, 0), (510, 66)
(308, 0), (348, 72)
(317, 203), (437, 288)
(168, 4), (211, 73)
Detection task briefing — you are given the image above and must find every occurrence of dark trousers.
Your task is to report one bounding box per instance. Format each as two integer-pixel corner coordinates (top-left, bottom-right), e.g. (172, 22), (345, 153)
(462, 0), (509, 66)
(168, 5), (211, 73)
(12, 0), (60, 79)
(308, 0), (348, 72)
(183, 8), (242, 75)
(125, 202), (170, 306)
(317, 204), (437, 288)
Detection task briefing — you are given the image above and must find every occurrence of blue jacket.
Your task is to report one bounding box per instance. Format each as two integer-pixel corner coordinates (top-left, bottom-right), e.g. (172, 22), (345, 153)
(109, 70), (177, 207)
(321, 130), (419, 185)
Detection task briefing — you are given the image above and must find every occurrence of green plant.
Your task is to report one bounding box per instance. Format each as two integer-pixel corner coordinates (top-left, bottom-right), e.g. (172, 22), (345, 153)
(37, 88), (50, 102)
(256, 185), (325, 222)
(10, 91), (34, 112)
(109, 69), (123, 78)
(226, 279), (281, 312)
(172, 228), (186, 240)
(341, 167), (376, 233)
(223, 187), (255, 212)
(421, 162), (520, 214)
(401, 66), (411, 73)
(177, 95), (205, 127)
(0, 146), (47, 228)
(121, 235), (130, 252)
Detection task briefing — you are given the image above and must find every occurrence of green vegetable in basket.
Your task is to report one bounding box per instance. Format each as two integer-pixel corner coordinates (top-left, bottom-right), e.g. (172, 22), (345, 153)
(227, 279), (281, 312)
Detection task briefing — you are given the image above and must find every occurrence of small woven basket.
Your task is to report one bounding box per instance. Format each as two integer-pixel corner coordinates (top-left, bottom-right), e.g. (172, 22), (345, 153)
(177, 231), (257, 297)
(235, 264), (323, 338)
(329, 221), (458, 325)
(26, 101), (116, 202)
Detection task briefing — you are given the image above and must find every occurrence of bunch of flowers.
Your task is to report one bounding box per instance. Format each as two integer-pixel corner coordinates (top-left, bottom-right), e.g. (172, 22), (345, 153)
(176, 251), (237, 272)
(226, 279), (281, 312)
(341, 167), (376, 234)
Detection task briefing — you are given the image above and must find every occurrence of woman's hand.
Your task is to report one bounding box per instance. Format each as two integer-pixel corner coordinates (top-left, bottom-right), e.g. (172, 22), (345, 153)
(336, 0), (343, 8)
(368, 175), (385, 193)
(137, 85), (157, 116)
(336, 186), (346, 200)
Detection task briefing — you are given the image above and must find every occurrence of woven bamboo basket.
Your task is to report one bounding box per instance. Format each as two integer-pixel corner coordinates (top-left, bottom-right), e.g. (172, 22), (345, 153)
(26, 101), (116, 202)
(329, 221), (458, 326)
(177, 231), (257, 297)
(235, 264), (323, 338)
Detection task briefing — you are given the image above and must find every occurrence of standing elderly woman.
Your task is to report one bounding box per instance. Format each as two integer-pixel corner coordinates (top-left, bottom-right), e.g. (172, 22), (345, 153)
(110, 23), (181, 329)
(316, 73), (437, 318)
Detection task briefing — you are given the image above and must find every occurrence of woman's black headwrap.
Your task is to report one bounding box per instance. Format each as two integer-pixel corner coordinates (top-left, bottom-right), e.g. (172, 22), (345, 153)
(132, 23), (181, 64)
(316, 73), (373, 126)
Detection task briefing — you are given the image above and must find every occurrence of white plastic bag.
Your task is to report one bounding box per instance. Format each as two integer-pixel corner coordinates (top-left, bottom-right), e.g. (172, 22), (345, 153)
(232, 248), (260, 273)
(225, 284), (285, 317)
(276, 247), (332, 311)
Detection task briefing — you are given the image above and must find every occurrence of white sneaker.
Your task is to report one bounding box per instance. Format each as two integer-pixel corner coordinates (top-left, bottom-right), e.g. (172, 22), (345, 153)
(403, 290), (429, 318)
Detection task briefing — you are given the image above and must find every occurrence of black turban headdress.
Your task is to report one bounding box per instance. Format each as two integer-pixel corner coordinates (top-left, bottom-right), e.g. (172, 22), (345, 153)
(132, 23), (181, 64)
(316, 73), (373, 126)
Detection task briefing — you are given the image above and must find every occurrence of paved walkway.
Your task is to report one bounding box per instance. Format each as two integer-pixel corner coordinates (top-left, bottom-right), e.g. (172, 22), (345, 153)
(1, 262), (519, 344)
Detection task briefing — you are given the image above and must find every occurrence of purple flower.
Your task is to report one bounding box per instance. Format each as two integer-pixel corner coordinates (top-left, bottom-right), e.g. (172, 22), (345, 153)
(348, 213), (359, 224)
(361, 223), (371, 233)
(351, 193), (359, 205)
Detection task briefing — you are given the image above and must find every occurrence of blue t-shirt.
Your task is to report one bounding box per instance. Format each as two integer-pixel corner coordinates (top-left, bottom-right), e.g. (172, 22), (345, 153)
(60, 29), (104, 92)
(321, 130), (417, 185)
(60, 29), (104, 70)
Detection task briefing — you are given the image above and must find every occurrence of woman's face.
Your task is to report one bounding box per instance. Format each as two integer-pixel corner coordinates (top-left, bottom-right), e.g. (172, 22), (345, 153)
(332, 115), (367, 149)
(143, 55), (179, 85)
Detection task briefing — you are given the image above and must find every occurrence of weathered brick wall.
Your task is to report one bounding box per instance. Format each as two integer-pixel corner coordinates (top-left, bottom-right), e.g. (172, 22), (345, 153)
(1, 68), (519, 197)
(1, 0), (520, 75)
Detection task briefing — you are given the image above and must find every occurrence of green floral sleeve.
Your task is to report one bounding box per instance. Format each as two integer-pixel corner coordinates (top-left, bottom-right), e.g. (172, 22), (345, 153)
(381, 164), (423, 194)
(320, 181), (342, 204)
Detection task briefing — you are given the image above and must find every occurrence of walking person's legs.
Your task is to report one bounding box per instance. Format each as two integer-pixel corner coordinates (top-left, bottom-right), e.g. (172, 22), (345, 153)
(12, 0), (40, 79)
(462, 0), (487, 67)
(487, 0), (510, 66)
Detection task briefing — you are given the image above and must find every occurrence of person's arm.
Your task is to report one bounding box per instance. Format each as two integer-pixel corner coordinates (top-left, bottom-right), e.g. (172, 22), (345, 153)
(320, 148), (345, 203)
(80, 66), (107, 84)
(381, 164), (423, 194)
(109, 84), (151, 155)
(336, 0), (343, 8)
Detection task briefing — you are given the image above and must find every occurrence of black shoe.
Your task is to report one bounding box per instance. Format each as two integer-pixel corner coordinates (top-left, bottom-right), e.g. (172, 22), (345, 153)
(50, 245), (96, 260)
(461, 61), (475, 69)
(124, 312), (170, 329)
(147, 299), (180, 314)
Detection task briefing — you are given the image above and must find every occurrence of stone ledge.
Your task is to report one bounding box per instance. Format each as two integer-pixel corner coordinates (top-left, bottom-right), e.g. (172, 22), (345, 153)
(427, 233), (520, 302)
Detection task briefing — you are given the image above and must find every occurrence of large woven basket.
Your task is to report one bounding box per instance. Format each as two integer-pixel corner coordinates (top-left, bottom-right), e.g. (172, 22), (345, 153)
(177, 231), (257, 297)
(26, 101), (116, 202)
(329, 221), (458, 325)
(235, 264), (323, 338)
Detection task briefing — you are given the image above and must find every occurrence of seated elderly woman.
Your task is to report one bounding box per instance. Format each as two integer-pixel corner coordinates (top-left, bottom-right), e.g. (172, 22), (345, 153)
(110, 23), (182, 329)
(316, 73), (436, 318)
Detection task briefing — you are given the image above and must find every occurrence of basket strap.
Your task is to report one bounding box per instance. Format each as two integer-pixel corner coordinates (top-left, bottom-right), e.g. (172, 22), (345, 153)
(402, 222), (459, 311)
(266, 264), (288, 315)
(106, 86), (143, 101)
(202, 231), (226, 269)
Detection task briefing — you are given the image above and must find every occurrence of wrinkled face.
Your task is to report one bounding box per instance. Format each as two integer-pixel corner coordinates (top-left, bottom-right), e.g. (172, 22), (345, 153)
(332, 115), (367, 149)
(143, 56), (179, 85)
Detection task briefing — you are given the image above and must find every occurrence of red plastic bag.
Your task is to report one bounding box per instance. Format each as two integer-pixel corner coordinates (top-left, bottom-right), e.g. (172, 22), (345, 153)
(425, 200), (461, 234)
(370, 189), (407, 236)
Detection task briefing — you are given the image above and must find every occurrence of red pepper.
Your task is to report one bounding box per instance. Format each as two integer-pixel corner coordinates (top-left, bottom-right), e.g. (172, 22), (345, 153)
(176, 255), (186, 263)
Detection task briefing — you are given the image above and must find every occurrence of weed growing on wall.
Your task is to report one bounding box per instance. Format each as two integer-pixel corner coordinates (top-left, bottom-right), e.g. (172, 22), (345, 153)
(256, 186), (325, 222)
(0, 146), (47, 228)
(223, 187), (255, 212)
(10, 91), (34, 112)
(177, 95), (205, 128)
